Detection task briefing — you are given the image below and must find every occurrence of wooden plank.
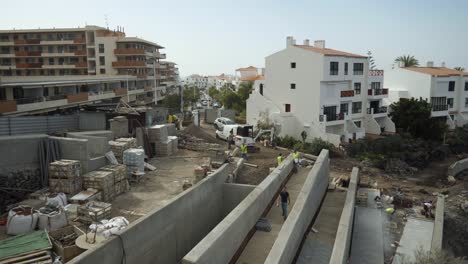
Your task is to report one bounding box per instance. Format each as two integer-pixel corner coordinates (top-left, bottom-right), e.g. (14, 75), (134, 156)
(15, 255), (51, 264)
(0, 250), (48, 264)
(244, 162), (258, 168)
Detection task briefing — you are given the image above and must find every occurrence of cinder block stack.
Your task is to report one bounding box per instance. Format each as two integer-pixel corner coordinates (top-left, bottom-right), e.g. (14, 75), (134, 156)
(100, 164), (129, 196)
(123, 148), (145, 177)
(109, 138), (137, 163)
(148, 125), (176, 157)
(48, 160), (82, 195)
(83, 170), (114, 202)
(166, 123), (177, 137)
(148, 125), (168, 142)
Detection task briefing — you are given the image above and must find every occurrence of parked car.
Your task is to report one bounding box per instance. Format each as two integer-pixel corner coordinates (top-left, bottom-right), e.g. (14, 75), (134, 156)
(196, 102), (202, 109)
(213, 102), (220, 108)
(201, 100), (208, 106)
(214, 117), (235, 130)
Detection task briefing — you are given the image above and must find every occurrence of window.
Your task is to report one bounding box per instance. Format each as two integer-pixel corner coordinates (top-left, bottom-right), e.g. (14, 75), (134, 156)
(100, 69), (106, 74)
(48, 46), (54, 53)
(352, 102), (362, 113)
(54, 87), (59, 95)
(99, 56), (105, 66)
(353, 63), (364, 75)
(285, 104), (291, 112)
(43, 88), (49, 97)
(0, 88), (6, 100)
(49, 58), (54, 65)
(344, 63), (348, 75)
(12, 87), (24, 99)
(465, 98), (468, 108)
(371, 82), (381, 90)
(447, 98), (454, 108)
(340, 103), (349, 114)
(290, 62), (296, 68)
(354, 82), (361, 95)
(354, 121), (362, 128)
(259, 83), (263, 95)
(290, 83), (296, 89)
(330, 62), (339, 75)
(99, 44), (105, 53)
(448, 81), (455, 92)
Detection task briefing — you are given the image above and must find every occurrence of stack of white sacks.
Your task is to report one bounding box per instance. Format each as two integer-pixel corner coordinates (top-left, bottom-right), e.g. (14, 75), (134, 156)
(123, 148), (145, 177)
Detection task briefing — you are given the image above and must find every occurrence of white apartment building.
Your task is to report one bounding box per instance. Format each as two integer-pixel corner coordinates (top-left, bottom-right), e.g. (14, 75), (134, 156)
(247, 37), (395, 145)
(0, 25), (167, 115)
(185, 74), (208, 89)
(386, 62), (468, 128)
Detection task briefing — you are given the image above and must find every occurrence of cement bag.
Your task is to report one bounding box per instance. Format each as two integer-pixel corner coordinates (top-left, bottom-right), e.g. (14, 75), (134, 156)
(47, 193), (67, 207)
(38, 207), (68, 231)
(105, 151), (119, 165)
(6, 206), (38, 235)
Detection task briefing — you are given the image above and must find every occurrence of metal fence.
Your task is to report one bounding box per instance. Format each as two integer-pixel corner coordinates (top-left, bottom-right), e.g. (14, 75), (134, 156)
(0, 115), (79, 136)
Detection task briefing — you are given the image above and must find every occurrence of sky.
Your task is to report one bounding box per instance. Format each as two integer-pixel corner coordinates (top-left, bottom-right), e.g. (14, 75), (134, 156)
(2, 0), (467, 77)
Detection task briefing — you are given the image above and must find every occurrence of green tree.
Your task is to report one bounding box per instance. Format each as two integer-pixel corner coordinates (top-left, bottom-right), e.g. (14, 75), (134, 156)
(163, 94), (181, 110)
(208, 86), (220, 101)
(367, 51), (376, 70)
(454, 66), (465, 71)
(389, 98), (447, 140)
(183, 86), (200, 106)
(237, 81), (253, 101)
(395, 55), (419, 67)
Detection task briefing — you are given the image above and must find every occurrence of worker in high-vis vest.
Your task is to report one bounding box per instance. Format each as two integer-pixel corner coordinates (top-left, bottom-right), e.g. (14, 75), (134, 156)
(293, 150), (300, 173)
(240, 143), (248, 160)
(277, 153), (283, 166)
(167, 114), (173, 123)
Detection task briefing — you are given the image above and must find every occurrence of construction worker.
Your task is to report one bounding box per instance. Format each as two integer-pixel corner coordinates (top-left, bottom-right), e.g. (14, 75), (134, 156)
(276, 186), (290, 220)
(167, 114), (173, 123)
(228, 129), (234, 150)
(293, 150), (300, 173)
(277, 153), (283, 166)
(240, 143), (248, 160)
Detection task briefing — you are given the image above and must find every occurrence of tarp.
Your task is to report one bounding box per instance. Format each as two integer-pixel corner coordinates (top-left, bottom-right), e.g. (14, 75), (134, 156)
(0, 230), (51, 260)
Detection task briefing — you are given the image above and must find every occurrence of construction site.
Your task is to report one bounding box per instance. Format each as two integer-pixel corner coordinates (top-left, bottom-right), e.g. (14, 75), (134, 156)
(0, 106), (465, 264)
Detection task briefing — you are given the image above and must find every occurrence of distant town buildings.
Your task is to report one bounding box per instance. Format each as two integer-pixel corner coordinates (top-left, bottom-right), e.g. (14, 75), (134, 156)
(184, 73), (234, 90)
(247, 36), (395, 145)
(0, 25), (178, 115)
(386, 62), (468, 128)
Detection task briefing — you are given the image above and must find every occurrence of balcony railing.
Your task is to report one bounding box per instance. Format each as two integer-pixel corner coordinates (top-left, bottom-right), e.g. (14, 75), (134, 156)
(368, 88), (389, 96)
(432, 104), (448, 112)
(319, 112), (345, 122)
(14, 39), (40, 45)
(112, 61), (146, 67)
(67, 92), (88, 103)
(114, 88), (128, 96)
(45, 94), (67, 101)
(367, 106), (388, 114)
(75, 62), (88, 68)
(74, 50), (87, 56)
(16, 97), (45, 105)
(15, 51), (42, 57)
(114, 48), (146, 55)
(73, 38), (86, 44)
(0, 100), (17, 113)
(340, 90), (354, 97)
(16, 63), (43, 69)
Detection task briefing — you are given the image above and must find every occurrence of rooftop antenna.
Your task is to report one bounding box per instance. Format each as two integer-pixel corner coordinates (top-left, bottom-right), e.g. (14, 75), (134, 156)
(105, 14), (109, 29)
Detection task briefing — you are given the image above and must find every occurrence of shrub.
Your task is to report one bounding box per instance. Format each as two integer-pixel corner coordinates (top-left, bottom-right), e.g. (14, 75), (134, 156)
(400, 248), (464, 264)
(305, 138), (334, 156)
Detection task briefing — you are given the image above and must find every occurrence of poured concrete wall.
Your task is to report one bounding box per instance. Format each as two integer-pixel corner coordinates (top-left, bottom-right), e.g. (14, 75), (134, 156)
(431, 194), (445, 251)
(329, 167), (359, 264)
(205, 108), (218, 124)
(0, 134), (48, 174)
(70, 164), (233, 264)
(182, 155), (294, 264)
(79, 112), (106, 131)
(67, 131), (112, 158)
(222, 183), (255, 216)
(264, 150), (330, 264)
(448, 158), (468, 177)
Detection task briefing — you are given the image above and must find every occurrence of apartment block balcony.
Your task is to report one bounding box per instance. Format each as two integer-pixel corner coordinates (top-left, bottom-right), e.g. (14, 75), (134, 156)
(0, 100), (17, 114)
(112, 61), (146, 67)
(340, 90), (355, 97)
(15, 51), (42, 57)
(158, 53), (166, 59)
(114, 88), (128, 96)
(319, 112), (346, 125)
(368, 88), (389, 99)
(74, 50), (87, 56)
(67, 92), (88, 103)
(16, 63), (43, 69)
(431, 104), (449, 117)
(73, 38), (86, 44)
(367, 106), (388, 117)
(14, 39), (41, 45)
(75, 62), (88, 68)
(114, 48), (146, 55)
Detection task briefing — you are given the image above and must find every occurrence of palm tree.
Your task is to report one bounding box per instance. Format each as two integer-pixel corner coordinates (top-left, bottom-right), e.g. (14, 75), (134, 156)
(454, 67), (465, 72)
(394, 55), (419, 67)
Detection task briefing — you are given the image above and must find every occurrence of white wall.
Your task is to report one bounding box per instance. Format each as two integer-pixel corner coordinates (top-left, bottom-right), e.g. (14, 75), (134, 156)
(95, 36), (118, 75)
(385, 68), (432, 101)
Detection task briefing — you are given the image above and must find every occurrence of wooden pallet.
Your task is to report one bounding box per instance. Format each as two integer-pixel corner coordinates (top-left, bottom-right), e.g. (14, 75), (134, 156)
(0, 250), (52, 264)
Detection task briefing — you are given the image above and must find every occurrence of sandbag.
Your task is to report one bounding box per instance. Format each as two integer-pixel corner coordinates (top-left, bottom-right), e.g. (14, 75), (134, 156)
(6, 206), (38, 235)
(47, 192), (67, 207)
(38, 206), (68, 231)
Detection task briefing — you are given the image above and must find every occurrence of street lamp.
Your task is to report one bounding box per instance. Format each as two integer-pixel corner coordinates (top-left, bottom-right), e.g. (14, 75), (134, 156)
(126, 69), (130, 103)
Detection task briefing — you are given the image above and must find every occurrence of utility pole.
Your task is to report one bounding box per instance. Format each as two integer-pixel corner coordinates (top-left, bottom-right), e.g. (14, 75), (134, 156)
(153, 51), (157, 105)
(126, 70), (130, 104)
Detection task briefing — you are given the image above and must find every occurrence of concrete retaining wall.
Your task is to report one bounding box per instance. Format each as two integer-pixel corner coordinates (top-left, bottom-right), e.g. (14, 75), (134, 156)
(182, 155), (294, 264)
(431, 194), (445, 251)
(0, 134), (48, 174)
(329, 167), (359, 264)
(205, 108), (218, 124)
(219, 109), (236, 122)
(264, 150), (330, 264)
(222, 183), (255, 217)
(79, 112), (106, 131)
(70, 164), (233, 264)
(448, 158), (468, 177)
(67, 131), (112, 158)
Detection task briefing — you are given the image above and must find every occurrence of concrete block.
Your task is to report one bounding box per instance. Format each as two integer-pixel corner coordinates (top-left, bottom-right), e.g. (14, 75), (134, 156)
(79, 112), (106, 131)
(431, 194), (444, 251)
(50, 136), (90, 161)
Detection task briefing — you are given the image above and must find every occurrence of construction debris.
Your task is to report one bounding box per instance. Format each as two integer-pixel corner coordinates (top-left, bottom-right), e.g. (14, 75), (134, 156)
(77, 201), (112, 223)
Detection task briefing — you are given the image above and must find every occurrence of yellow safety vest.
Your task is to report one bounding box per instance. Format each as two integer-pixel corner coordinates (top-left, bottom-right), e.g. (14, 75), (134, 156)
(168, 115), (173, 123)
(293, 152), (299, 160)
(240, 145), (247, 154)
(277, 156), (283, 166)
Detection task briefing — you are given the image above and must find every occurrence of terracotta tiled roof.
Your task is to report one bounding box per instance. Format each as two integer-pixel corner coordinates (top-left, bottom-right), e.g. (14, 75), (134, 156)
(236, 66), (258, 71)
(369, 70), (384, 76)
(294, 45), (367, 58)
(240, 74), (264, 81)
(404, 67), (468, 77)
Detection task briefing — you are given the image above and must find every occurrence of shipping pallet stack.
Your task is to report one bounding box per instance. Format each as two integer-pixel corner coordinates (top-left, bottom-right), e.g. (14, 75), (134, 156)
(82, 170), (114, 202)
(48, 160), (82, 195)
(109, 138), (137, 164)
(100, 164), (130, 196)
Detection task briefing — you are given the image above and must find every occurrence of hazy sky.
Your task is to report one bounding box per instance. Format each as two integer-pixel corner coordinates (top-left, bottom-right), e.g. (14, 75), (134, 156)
(2, 0), (467, 76)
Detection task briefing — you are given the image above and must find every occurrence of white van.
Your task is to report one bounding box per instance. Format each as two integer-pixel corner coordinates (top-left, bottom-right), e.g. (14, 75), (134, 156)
(216, 124), (255, 147)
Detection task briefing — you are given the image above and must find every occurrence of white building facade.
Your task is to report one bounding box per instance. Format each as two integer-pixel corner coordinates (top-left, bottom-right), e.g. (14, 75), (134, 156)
(247, 37), (395, 145)
(385, 62), (468, 128)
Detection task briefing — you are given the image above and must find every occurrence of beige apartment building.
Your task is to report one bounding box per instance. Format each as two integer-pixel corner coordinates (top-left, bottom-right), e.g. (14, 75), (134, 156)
(0, 25), (169, 115)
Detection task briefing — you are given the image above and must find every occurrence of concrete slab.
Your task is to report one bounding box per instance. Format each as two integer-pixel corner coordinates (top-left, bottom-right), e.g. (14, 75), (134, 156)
(296, 191), (347, 264)
(235, 167), (309, 264)
(349, 207), (385, 264)
(392, 218), (434, 264)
